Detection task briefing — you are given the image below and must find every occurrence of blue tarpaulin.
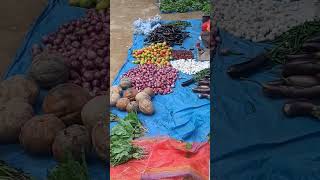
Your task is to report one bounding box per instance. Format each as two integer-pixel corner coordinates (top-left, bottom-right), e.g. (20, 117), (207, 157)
(0, 0), (106, 179)
(111, 19), (210, 143)
(212, 30), (320, 180)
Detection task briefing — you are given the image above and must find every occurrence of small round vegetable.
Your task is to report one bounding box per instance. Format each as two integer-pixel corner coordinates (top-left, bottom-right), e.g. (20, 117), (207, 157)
(139, 99), (154, 115)
(0, 99), (34, 143)
(135, 92), (151, 102)
(110, 85), (122, 94)
(119, 77), (132, 89)
(92, 120), (108, 161)
(19, 114), (66, 155)
(116, 98), (130, 111)
(52, 125), (91, 162)
(143, 87), (154, 97)
(126, 101), (139, 112)
(110, 93), (120, 107)
(123, 88), (138, 101)
(81, 95), (107, 132)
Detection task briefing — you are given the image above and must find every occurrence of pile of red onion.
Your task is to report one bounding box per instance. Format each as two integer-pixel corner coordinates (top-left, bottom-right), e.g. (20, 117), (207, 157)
(122, 64), (178, 95)
(32, 9), (109, 96)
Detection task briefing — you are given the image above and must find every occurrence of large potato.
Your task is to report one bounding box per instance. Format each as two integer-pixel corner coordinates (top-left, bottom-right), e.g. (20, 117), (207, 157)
(52, 125), (91, 162)
(19, 114), (66, 155)
(0, 99), (34, 143)
(92, 120), (108, 161)
(81, 95), (107, 132)
(43, 83), (92, 126)
(0, 75), (39, 104)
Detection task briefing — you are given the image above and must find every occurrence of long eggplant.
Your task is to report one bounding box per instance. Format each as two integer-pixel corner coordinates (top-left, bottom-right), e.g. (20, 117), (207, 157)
(302, 43), (320, 53)
(227, 53), (270, 78)
(198, 93), (210, 99)
(182, 78), (195, 87)
(306, 34), (320, 43)
(284, 75), (320, 87)
(286, 52), (320, 60)
(283, 101), (319, 118)
(266, 79), (285, 86)
(282, 62), (320, 77)
(192, 87), (210, 93)
(263, 84), (320, 99)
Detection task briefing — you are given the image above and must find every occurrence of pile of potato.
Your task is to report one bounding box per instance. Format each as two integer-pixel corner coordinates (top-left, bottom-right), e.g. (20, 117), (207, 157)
(0, 75), (108, 162)
(111, 78), (155, 115)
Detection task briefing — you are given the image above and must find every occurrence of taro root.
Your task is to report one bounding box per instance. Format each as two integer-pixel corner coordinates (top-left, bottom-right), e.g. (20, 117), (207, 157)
(135, 92), (151, 102)
(110, 93), (120, 107)
(81, 95), (107, 132)
(143, 87), (154, 97)
(0, 75), (39, 104)
(126, 101), (139, 112)
(139, 99), (154, 115)
(19, 114), (66, 155)
(116, 98), (130, 111)
(110, 85), (122, 95)
(42, 83), (92, 126)
(52, 125), (91, 162)
(29, 51), (69, 89)
(119, 77), (132, 89)
(92, 120), (108, 161)
(123, 88), (138, 101)
(0, 99), (34, 143)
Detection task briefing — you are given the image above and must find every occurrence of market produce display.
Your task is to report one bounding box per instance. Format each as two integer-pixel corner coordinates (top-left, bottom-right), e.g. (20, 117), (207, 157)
(132, 42), (172, 66)
(172, 50), (194, 59)
(171, 59), (209, 75)
(37, 9), (109, 96)
(166, 20), (192, 29)
(213, 0), (320, 42)
(121, 64), (178, 94)
(160, 0), (210, 14)
(69, 0), (109, 10)
(145, 25), (190, 46)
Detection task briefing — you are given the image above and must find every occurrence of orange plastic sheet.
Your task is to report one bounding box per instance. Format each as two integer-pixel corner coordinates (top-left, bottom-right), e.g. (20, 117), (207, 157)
(110, 137), (210, 180)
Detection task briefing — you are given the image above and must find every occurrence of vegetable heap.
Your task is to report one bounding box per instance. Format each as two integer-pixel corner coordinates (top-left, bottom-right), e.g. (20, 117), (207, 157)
(69, 0), (109, 10)
(110, 112), (145, 166)
(145, 25), (190, 46)
(170, 59), (209, 75)
(132, 42), (172, 66)
(166, 21), (191, 29)
(34, 9), (109, 96)
(160, 0), (211, 14)
(172, 50), (194, 60)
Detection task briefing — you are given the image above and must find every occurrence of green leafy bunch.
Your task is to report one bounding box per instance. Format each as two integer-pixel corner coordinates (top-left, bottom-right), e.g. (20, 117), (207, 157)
(160, 0), (211, 14)
(110, 112), (145, 166)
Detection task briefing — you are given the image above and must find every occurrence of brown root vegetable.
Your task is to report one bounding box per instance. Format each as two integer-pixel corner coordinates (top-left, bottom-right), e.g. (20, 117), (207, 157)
(110, 93), (120, 107)
(119, 77), (132, 89)
(0, 99), (34, 143)
(19, 114), (66, 155)
(52, 125), (91, 162)
(126, 101), (139, 112)
(92, 120), (108, 161)
(123, 88), (138, 101)
(116, 98), (130, 111)
(135, 92), (151, 102)
(81, 95), (107, 132)
(0, 75), (39, 104)
(110, 86), (122, 95)
(42, 83), (92, 126)
(263, 84), (320, 99)
(143, 87), (154, 97)
(139, 99), (154, 115)
(29, 51), (69, 89)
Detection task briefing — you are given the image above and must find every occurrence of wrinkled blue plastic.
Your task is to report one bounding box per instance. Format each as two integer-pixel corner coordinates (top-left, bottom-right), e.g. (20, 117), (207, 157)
(212, 30), (320, 180)
(0, 0), (106, 179)
(111, 19), (210, 143)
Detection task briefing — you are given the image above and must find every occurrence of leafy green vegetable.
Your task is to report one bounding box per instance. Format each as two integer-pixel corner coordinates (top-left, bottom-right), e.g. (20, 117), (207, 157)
(110, 112), (145, 166)
(110, 113), (121, 122)
(0, 161), (34, 180)
(193, 68), (210, 82)
(47, 151), (89, 180)
(160, 0), (211, 14)
(269, 20), (320, 64)
(166, 21), (192, 29)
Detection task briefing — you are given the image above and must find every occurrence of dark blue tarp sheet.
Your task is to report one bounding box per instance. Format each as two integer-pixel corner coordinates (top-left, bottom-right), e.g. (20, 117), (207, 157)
(0, 0), (106, 179)
(111, 19), (210, 143)
(212, 30), (320, 180)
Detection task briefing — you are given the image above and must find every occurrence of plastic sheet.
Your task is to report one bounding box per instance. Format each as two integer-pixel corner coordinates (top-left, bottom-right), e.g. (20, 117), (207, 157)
(110, 137), (209, 180)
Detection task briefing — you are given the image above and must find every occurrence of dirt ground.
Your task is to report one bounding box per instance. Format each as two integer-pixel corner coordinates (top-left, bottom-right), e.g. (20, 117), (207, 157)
(0, 0), (202, 80)
(0, 0), (47, 78)
(110, 0), (202, 82)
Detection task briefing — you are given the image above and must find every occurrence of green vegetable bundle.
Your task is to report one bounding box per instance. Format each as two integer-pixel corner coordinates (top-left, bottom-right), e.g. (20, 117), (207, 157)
(160, 0), (211, 14)
(69, 0), (109, 10)
(110, 112), (145, 166)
